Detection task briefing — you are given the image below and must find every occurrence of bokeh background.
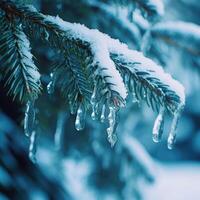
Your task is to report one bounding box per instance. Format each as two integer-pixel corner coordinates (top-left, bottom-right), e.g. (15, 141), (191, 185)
(0, 0), (200, 199)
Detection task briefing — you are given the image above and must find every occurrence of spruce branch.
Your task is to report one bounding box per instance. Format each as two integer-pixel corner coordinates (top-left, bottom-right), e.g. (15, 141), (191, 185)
(150, 21), (200, 56)
(110, 0), (164, 19)
(134, 0), (164, 18)
(141, 21), (200, 72)
(86, 0), (142, 49)
(0, 1), (185, 148)
(0, 14), (40, 101)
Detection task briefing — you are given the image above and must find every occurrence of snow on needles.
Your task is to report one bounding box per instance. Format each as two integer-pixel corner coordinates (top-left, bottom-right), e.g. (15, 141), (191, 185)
(45, 16), (185, 106)
(45, 15), (127, 100)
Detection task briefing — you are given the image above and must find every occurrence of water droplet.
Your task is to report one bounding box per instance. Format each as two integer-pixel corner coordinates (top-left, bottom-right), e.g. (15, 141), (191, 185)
(75, 103), (86, 131)
(29, 131), (37, 163)
(107, 106), (118, 147)
(24, 100), (35, 137)
(167, 107), (183, 150)
(152, 107), (165, 143)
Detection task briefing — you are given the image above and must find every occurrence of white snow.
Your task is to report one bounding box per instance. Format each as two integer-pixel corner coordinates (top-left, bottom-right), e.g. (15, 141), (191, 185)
(107, 38), (185, 105)
(147, 0), (164, 16)
(45, 16), (185, 105)
(143, 162), (200, 200)
(152, 21), (200, 39)
(45, 16), (127, 100)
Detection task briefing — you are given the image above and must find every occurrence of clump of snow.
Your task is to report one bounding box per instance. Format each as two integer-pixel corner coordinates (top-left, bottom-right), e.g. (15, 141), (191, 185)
(45, 16), (127, 100)
(106, 38), (185, 106)
(45, 15), (185, 106)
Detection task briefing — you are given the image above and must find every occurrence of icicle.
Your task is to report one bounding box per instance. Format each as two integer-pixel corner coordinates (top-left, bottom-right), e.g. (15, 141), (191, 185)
(47, 73), (54, 94)
(91, 84), (98, 120)
(143, 90), (147, 99)
(75, 103), (86, 131)
(91, 109), (96, 120)
(91, 84), (97, 105)
(152, 107), (165, 143)
(29, 131), (37, 163)
(100, 105), (106, 123)
(54, 111), (68, 151)
(130, 79), (139, 103)
(107, 106), (118, 147)
(24, 100), (35, 137)
(167, 107), (183, 150)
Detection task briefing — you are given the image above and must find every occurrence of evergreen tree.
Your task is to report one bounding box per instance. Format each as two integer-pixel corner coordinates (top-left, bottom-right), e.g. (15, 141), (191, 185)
(0, 0), (199, 199)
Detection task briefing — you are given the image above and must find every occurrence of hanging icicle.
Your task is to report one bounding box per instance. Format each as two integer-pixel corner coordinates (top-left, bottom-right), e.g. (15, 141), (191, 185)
(167, 106), (183, 149)
(24, 100), (35, 137)
(107, 106), (118, 147)
(130, 79), (139, 104)
(90, 83), (98, 120)
(100, 105), (106, 123)
(29, 131), (37, 163)
(54, 111), (68, 151)
(75, 102), (86, 131)
(152, 107), (165, 143)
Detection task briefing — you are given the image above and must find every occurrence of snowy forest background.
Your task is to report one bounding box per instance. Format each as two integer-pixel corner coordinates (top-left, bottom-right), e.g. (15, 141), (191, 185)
(0, 0), (200, 199)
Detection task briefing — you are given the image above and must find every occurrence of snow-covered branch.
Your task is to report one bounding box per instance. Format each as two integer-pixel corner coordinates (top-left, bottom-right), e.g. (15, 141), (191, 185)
(0, 0), (185, 148)
(151, 21), (200, 56)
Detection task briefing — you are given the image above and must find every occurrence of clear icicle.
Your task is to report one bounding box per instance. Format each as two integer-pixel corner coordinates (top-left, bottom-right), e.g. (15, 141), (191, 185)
(54, 111), (68, 151)
(167, 107), (183, 150)
(100, 105), (106, 123)
(75, 103), (86, 131)
(24, 100), (35, 137)
(91, 109), (96, 120)
(152, 107), (165, 143)
(29, 131), (37, 163)
(91, 84), (97, 105)
(91, 84), (97, 120)
(107, 106), (118, 147)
